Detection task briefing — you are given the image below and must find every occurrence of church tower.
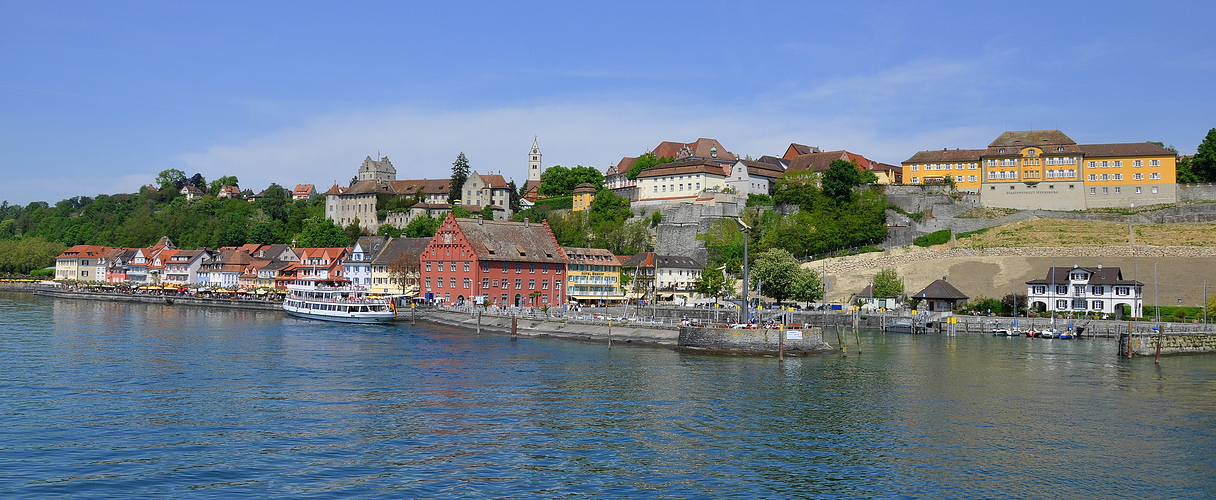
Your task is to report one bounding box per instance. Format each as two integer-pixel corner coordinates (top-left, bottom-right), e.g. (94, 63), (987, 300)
(527, 137), (543, 183)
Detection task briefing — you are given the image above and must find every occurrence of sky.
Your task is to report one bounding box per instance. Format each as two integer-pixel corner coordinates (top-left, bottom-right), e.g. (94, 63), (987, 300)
(2, 0), (1214, 206)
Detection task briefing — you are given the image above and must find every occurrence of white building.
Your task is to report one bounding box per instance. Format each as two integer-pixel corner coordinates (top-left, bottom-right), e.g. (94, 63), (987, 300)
(725, 159), (785, 197)
(344, 236), (388, 288)
(1025, 264), (1143, 318)
(634, 158), (728, 204)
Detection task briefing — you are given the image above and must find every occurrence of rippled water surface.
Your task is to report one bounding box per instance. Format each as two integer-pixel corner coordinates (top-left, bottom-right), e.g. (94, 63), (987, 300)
(2, 292), (1215, 498)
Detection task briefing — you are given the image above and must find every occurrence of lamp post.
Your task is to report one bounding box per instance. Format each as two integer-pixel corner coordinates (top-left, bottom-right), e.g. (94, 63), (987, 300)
(736, 218), (751, 324)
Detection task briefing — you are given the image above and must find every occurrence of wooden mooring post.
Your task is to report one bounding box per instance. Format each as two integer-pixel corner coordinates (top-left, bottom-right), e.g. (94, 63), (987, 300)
(511, 315), (517, 340)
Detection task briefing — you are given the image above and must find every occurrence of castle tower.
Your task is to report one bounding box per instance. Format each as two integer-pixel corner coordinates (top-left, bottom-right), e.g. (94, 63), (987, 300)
(357, 156), (397, 182)
(527, 137), (543, 183)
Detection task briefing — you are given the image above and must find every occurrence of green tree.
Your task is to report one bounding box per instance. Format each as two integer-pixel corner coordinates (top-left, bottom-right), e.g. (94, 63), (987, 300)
(871, 268), (904, 298)
(480, 205), (494, 220)
(694, 267), (735, 303)
(377, 223), (402, 237)
(626, 152), (675, 180)
(402, 215), (441, 238)
(155, 169), (187, 190)
(772, 169), (821, 208)
(750, 248), (803, 304)
(449, 152), (470, 204)
(344, 218), (367, 242)
(539, 165), (604, 197)
(790, 268), (824, 304)
(1177, 156), (1201, 183)
(298, 216), (349, 247)
(821, 159), (862, 202)
(257, 183), (291, 222)
(1192, 128), (1216, 182)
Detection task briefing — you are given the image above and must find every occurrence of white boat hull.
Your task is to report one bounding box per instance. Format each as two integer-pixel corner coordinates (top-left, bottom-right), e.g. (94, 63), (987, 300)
(285, 307), (397, 324)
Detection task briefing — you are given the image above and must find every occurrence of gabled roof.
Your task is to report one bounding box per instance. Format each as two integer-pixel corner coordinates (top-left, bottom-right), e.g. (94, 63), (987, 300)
(607, 157), (638, 176)
(787, 150), (874, 173)
(732, 159), (785, 179)
(433, 215), (565, 263)
(988, 130), (1076, 148)
(914, 278), (969, 300)
(57, 244), (111, 259)
(633, 158), (728, 179)
(474, 172), (510, 189)
(293, 184), (315, 195)
(563, 247), (617, 262)
(756, 155), (789, 169)
(652, 138), (736, 162)
(783, 143), (822, 160)
(370, 237), (432, 266)
(573, 183), (598, 194)
(388, 178), (451, 196)
(1026, 266), (1142, 286)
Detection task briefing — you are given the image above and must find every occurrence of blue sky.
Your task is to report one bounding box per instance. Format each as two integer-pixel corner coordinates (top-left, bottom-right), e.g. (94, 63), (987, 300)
(2, 1), (1213, 206)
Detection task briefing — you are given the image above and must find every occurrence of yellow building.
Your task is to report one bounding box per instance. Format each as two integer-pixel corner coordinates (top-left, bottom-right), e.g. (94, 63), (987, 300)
(563, 247), (624, 304)
(572, 183), (597, 211)
(901, 130), (1177, 210)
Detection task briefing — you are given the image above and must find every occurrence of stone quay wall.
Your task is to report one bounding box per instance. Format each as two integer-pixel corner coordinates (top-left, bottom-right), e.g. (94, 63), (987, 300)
(421, 309), (680, 345)
(32, 288), (283, 311)
(1129, 333), (1216, 356)
(677, 326), (833, 356)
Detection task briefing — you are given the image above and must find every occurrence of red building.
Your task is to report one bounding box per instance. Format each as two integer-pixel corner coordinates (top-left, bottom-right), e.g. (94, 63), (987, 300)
(420, 214), (567, 307)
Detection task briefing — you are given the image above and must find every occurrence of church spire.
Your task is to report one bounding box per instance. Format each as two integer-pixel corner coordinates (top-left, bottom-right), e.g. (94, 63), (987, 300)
(528, 136), (543, 182)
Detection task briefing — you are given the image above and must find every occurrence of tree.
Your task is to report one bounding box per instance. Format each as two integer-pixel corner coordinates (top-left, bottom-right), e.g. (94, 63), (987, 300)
(790, 268), (823, 304)
(257, 183), (291, 222)
(749, 248), (803, 304)
(539, 165), (604, 197)
(449, 152), (470, 204)
(402, 215), (441, 238)
(871, 268), (904, 298)
(387, 252), (419, 294)
(694, 267), (735, 303)
(626, 152), (674, 180)
(821, 159), (862, 202)
(155, 169), (187, 191)
(344, 218), (366, 242)
(297, 216), (349, 247)
(1177, 156), (1201, 184)
(480, 205), (494, 220)
(1192, 128), (1216, 182)
(507, 180), (521, 212)
(187, 173), (206, 188)
(771, 169), (821, 208)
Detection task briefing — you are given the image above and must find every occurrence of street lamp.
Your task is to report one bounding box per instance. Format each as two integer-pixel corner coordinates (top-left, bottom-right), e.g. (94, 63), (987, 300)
(735, 217), (751, 324)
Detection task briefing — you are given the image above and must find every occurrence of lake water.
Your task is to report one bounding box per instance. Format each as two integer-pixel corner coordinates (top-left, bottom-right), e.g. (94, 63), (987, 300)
(2, 292), (1215, 499)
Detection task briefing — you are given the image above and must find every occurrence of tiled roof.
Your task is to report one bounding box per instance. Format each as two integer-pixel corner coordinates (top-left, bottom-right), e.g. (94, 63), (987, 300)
(756, 155), (789, 169)
(389, 178), (450, 196)
(634, 158), (728, 179)
(733, 159), (785, 178)
(903, 149), (986, 164)
(1078, 143), (1175, 158)
(371, 237), (431, 266)
(476, 173), (509, 189)
(563, 247), (617, 262)
(988, 130), (1077, 148)
(443, 217), (565, 263)
(573, 183), (597, 194)
(913, 279), (969, 300)
(652, 138), (736, 162)
(786, 150), (870, 173)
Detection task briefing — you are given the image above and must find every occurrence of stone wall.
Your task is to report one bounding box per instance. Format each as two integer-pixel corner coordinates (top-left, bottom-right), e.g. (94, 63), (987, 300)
(1178, 183), (1216, 202)
(677, 326), (833, 355)
(1129, 333), (1216, 356)
(654, 202), (741, 264)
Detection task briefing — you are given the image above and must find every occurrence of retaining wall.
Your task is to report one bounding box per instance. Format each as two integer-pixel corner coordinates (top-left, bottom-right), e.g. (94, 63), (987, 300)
(1129, 333), (1216, 356)
(32, 288), (283, 311)
(421, 309), (680, 345)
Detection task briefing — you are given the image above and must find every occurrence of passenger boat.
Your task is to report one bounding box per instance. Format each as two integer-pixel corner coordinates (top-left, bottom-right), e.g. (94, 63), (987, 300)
(283, 279), (397, 323)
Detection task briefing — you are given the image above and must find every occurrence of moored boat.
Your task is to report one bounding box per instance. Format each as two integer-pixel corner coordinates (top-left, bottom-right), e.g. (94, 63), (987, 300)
(283, 279), (397, 323)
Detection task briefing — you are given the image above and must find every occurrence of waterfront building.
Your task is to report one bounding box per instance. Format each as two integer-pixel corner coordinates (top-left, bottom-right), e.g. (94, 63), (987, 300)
(571, 183), (597, 211)
(369, 237), (431, 295)
(55, 245), (110, 281)
(901, 130), (1177, 210)
(1025, 264), (1143, 318)
(621, 252), (704, 305)
(563, 247), (625, 305)
(197, 249), (254, 288)
(344, 236), (388, 288)
(163, 250), (212, 285)
(912, 278), (969, 313)
(419, 214), (567, 307)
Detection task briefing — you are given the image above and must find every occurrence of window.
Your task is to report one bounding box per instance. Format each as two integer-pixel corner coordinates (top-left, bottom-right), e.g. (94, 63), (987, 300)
(529, 279), (536, 289)
(555, 266), (562, 274)
(1072, 299), (1087, 309)
(464, 262), (470, 272)
(1092, 286), (1104, 295)
(501, 262), (508, 273)
(1100, 161), (1109, 168)
(542, 264), (549, 274)
(1090, 187), (1096, 194)
(968, 175), (977, 182)
(1135, 187), (1142, 193)
(449, 262), (456, 272)
(1152, 186), (1158, 194)
(436, 277), (443, 288)
(911, 177), (919, 183)
(1091, 300), (1104, 310)
(482, 278), (489, 288)
(1088, 174), (1097, 181)
(1056, 285), (1068, 294)
(1102, 187), (1108, 194)
(529, 263), (536, 273)
(1116, 287), (1130, 296)
(482, 262), (490, 273)
(1088, 161), (1097, 168)
(1133, 160), (1143, 167)
(449, 277), (456, 288)
(542, 279), (549, 289)
(515, 279), (522, 289)
(1033, 286), (1046, 294)
(1150, 159), (1160, 166)
(1115, 187), (1121, 194)
(555, 279), (562, 291)
(1056, 299), (1068, 309)
(1101, 174), (1110, 181)
(425, 261), (432, 272)
(1114, 161), (1122, 167)
(1150, 173), (1161, 180)
(1114, 174), (1122, 180)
